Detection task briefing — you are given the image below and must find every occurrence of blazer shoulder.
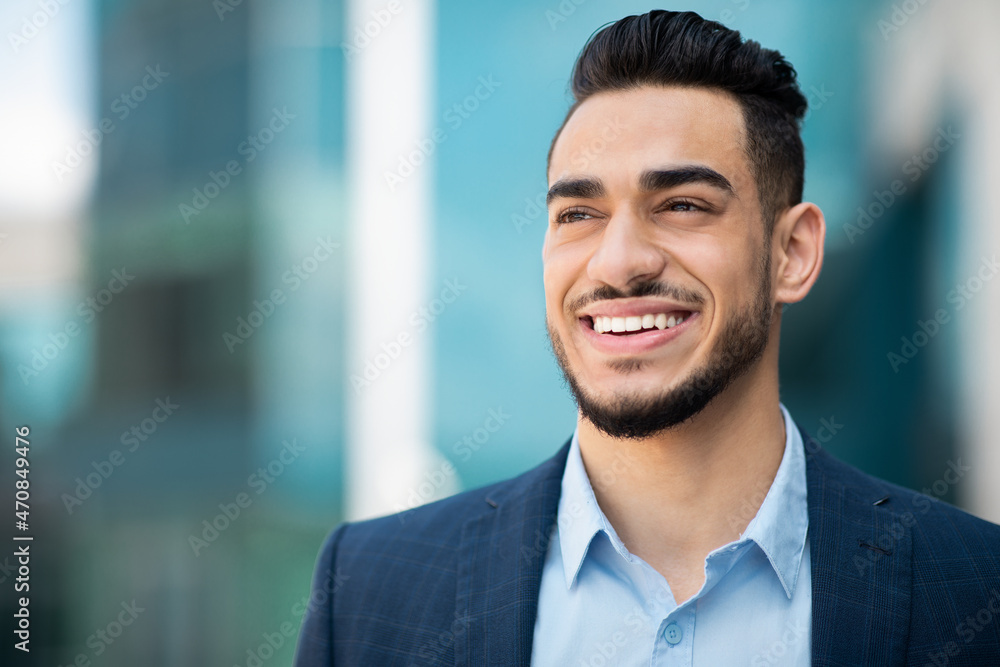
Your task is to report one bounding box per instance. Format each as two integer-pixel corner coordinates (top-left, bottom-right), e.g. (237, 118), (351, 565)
(807, 440), (1000, 557)
(332, 440), (571, 555)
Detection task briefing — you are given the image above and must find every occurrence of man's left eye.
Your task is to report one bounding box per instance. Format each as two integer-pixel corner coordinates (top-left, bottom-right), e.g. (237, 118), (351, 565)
(661, 199), (701, 213)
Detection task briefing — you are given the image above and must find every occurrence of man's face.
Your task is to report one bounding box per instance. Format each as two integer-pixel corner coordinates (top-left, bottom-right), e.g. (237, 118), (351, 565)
(543, 85), (776, 439)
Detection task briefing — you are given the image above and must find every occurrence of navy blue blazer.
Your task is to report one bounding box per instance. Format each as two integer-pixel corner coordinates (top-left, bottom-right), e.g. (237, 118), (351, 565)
(294, 429), (1000, 665)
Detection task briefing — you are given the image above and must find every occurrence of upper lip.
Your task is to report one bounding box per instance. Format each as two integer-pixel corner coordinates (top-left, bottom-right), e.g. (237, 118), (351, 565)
(578, 298), (697, 319)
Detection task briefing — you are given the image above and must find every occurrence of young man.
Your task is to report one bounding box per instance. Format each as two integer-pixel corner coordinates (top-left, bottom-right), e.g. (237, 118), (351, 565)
(295, 11), (1000, 665)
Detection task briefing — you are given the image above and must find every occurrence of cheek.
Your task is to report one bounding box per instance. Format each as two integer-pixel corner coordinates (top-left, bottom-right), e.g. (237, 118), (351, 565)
(543, 245), (588, 310)
(704, 239), (763, 310)
(672, 231), (757, 326)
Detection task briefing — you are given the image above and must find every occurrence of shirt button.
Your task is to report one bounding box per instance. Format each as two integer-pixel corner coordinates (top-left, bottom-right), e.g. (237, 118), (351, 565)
(663, 622), (682, 645)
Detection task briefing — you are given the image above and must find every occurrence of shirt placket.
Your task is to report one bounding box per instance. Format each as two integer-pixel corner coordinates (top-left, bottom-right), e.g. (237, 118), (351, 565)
(651, 607), (695, 666)
(647, 542), (749, 666)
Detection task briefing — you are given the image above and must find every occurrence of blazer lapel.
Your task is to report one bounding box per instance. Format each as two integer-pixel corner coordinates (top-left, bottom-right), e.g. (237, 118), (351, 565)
(804, 428), (913, 666)
(451, 428), (916, 665)
(453, 441), (570, 666)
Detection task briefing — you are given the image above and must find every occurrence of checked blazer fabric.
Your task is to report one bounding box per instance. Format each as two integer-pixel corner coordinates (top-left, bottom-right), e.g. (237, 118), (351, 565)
(293, 427), (1000, 666)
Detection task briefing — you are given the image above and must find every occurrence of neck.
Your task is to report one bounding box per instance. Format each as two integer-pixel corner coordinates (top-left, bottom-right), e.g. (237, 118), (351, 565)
(575, 360), (786, 603)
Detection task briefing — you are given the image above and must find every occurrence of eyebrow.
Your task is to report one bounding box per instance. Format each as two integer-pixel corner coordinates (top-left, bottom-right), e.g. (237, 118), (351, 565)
(638, 166), (736, 197)
(546, 165), (736, 206)
(546, 178), (606, 206)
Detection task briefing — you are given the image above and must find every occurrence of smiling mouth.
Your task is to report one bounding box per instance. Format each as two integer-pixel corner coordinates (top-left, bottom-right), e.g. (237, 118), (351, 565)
(582, 311), (692, 335)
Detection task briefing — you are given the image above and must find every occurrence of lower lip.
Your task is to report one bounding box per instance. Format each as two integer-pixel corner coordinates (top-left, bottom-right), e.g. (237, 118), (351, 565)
(579, 313), (697, 355)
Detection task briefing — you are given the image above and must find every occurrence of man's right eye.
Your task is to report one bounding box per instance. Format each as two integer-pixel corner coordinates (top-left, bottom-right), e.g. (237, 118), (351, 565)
(555, 207), (594, 224)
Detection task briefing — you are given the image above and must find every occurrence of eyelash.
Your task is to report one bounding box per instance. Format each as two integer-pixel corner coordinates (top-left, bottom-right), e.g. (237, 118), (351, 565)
(555, 207), (594, 224)
(554, 199), (704, 224)
(656, 198), (703, 214)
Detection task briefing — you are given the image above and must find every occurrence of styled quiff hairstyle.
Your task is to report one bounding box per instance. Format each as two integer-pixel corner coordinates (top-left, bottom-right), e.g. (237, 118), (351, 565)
(548, 10), (808, 230)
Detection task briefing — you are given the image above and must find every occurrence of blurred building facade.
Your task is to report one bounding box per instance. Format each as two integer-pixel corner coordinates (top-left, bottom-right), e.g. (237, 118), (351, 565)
(2, 0), (999, 664)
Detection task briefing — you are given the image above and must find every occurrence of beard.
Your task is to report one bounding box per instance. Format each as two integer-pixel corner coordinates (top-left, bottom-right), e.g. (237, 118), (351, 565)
(547, 250), (774, 440)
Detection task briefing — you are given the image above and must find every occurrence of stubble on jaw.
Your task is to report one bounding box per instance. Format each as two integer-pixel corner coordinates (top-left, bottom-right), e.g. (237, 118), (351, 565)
(546, 249), (774, 440)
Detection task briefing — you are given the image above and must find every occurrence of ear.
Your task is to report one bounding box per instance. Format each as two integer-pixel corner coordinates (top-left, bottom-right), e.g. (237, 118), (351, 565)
(773, 202), (825, 304)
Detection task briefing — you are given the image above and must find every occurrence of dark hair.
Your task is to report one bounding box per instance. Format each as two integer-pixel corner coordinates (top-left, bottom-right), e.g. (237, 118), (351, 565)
(549, 10), (808, 230)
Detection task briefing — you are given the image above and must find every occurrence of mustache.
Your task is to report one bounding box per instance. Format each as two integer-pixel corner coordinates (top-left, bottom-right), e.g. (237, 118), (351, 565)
(568, 280), (706, 312)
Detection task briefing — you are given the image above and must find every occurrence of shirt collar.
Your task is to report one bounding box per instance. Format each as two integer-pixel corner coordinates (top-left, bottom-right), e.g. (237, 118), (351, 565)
(557, 427), (628, 589)
(556, 403), (809, 598)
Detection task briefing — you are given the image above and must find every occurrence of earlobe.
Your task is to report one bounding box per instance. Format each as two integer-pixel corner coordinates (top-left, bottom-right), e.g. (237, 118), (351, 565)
(774, 202), (825, 305)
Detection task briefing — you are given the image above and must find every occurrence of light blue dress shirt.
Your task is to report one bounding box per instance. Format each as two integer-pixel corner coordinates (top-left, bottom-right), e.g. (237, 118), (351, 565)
(531, 404), (811, 666)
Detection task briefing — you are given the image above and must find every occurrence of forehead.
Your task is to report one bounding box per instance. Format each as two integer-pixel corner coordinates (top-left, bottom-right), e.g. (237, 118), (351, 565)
(548, 86), (750, 190)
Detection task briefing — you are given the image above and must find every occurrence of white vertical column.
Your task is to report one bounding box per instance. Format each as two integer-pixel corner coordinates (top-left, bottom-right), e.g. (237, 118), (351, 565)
(954, 0), (1000, 524)
(345, 0), (438, 520)
(871, 0), (1000, 523)
(0, 0), (92, 425)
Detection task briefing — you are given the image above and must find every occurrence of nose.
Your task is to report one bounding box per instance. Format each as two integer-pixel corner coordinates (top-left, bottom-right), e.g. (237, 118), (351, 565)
(586, 208), (667, 289)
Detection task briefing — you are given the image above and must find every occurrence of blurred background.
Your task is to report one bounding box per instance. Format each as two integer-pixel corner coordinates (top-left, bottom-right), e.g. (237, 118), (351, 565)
(2, 0), (999, 664)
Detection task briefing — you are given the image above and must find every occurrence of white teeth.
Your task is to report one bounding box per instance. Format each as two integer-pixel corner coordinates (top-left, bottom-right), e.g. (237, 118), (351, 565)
(592, 312), (689, 334)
